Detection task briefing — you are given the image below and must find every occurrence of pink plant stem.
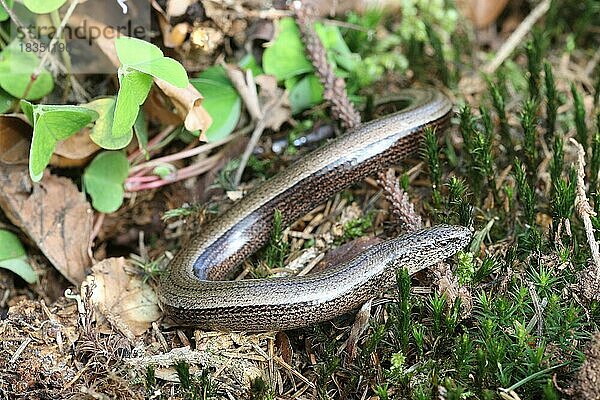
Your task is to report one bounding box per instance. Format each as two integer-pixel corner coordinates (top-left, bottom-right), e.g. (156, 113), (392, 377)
(126, 154), (222, 192)
(126, 175), (160, 184)
(90, 212), (105, 244)
(129, 133), (239, 174)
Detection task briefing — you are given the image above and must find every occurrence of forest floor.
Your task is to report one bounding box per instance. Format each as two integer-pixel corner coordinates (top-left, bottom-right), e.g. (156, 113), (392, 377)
(0, 0), (599, 399)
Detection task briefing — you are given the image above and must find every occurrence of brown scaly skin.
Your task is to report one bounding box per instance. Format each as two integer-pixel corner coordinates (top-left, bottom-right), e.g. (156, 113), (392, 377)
(160, 88), (470, 331)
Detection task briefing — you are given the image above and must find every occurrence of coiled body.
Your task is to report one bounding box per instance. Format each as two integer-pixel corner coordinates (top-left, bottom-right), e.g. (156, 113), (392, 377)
(159, 88), (469, 331)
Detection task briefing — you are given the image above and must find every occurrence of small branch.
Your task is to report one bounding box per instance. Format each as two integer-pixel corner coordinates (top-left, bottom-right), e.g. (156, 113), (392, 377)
(483, 0), (551, 75)
(129, 131), (239, 174)
(571, 138), (600, 280)
(233, 119), (266, 187)
(232, 88), (287, 187)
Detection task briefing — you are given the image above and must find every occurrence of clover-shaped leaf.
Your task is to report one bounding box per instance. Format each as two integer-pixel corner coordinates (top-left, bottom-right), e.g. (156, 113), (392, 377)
(263, 18), (313, 81)
(112, 37), (189, 138)
(83, 151), (129, 213)
(113, 68), (152, 138)
(0, 42), (54, 100)
(87, 97), (133, 149)
(21, 100), (99, 181)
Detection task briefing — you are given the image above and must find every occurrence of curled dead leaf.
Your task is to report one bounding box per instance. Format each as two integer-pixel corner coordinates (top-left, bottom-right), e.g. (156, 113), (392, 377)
(144, 89), (185, 126)
(154, 79), (212, 138)
(81, 257), (161, 338)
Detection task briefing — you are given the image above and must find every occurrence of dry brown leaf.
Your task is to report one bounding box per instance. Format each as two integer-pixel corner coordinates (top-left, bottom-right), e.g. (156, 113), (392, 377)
(223, 63), (262, 119)
(0, 165), (92, 284)
(50, 129), (100, 166)
(255, 74), (290, 131)
(81, 257), (161, 337)
(0, 116), (31, 165)
(144, 89), (185, 126)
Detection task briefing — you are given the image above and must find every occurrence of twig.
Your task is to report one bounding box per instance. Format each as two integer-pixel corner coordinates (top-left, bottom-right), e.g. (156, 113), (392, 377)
(571, 138), (600, 280)
(9, 337), (32, 364)
(233, 119), (266, 187)
(584, 47), (600, 77)
(482, 0), (551, 75)
(228, 69), (287, 187)
(129, 131), (239, 173)
(0, 0), (37, 43)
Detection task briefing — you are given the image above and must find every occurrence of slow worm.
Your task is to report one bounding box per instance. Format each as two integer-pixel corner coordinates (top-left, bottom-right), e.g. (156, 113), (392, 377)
(159, 88), (471, 331)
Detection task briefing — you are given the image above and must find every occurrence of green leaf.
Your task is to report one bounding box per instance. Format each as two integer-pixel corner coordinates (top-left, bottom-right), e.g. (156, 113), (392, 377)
(112, 38), (189, 136)
(0, 230), (36, 284)
(289, 75), (324, 114)
(115, 37), (164, 66)
(0, 258), (37, 283)
(20, 98), (34, 122)
(314, 23), (359, 72)
(84, 151), (130, 213)
(22, 0), (66, 13)
(0, 229), (26, 260)
(22, 100), (99, 181)
(198, 66), (232, 85)
(86, 97), (132, 150)
(115, 37), (188, 88)
(263, 18), (313, 81)
(191, 67), (241, 142)
(133, 57), (188, 88)
(0, 0), (13, 21)
(0, 43), (54, 100)
(113, 68), (153, 138)
(0, 87), (13, 113)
